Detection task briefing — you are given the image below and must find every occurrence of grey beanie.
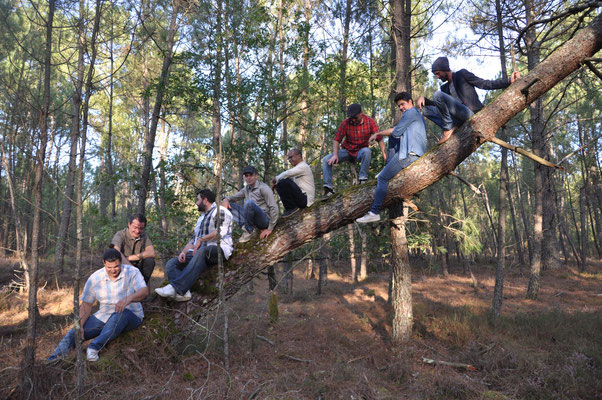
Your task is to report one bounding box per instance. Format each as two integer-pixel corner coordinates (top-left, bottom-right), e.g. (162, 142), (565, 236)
(431, 56), (450, 72)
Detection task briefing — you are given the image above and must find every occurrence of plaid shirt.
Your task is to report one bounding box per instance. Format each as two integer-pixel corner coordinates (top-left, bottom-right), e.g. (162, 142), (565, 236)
(334, 115), (381, 157)
(189, 203), (234, 259)
(81, 264), (146, 323)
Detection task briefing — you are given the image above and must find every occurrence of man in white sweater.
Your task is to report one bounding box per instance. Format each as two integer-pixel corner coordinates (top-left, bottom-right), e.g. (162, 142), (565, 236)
(271, 149), (315, 217)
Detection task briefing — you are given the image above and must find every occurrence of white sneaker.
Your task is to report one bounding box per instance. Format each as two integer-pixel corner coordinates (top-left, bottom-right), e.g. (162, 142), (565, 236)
(239, 229), (253, 243)
(356, 211), (380, 223)
(86, 347), (99, 362)
(155, 284), (176, 298)
(174, 290), (192, 302)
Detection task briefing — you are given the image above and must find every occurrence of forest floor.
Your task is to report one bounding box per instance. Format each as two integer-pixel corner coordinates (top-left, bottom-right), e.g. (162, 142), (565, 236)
(0, 256), (600, 399)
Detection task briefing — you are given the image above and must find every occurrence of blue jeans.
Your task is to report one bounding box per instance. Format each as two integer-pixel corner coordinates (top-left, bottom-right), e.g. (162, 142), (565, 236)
(48, 310), (142, 360)
(165, 245), (222, 294)
(322, 147), (372, 189)
(370, 154), (419, 214)
(422, 91), (474, 131)
(230, 200), (269, 232)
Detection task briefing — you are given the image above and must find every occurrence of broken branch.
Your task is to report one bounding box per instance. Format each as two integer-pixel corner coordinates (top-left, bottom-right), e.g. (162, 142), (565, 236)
(489, 136), (565, 171)
(422, 357), (477, 371)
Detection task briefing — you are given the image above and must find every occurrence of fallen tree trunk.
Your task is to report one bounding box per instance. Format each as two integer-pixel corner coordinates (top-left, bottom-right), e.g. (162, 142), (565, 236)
(166, 13), (602, 313)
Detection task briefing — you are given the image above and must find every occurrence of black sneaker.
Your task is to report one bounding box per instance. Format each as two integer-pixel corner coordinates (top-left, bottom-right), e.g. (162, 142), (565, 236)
(282, 208), (300, 218)
(323, 187), (334, 199)
(359, 179), (367, 185)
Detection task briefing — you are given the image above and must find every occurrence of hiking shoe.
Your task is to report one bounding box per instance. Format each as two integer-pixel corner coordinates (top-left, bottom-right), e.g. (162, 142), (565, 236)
(155, 284), (176, 299)
(356, 211), (380, 223)
(86, 347), (99, 362)
(174, 290), (192, 302)
(282, 208), (299, 218)
(323, 187), (334, 199)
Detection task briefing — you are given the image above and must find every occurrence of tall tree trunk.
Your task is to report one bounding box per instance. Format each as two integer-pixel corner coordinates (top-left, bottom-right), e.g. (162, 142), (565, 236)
(390, 203), (412, 342)
(492, 0), (508, 319)
(388, 0), (414, 341)
(338, 0), (352, 116)
(525, 0), (544, 299)
(53, 4), (86, 272)
(579, 186), (588, 271)
(21, 0), (55, 396)
(137, 0), (181, 214)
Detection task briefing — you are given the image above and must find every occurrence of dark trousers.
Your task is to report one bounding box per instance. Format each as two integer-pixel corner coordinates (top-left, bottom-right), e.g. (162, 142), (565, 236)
(276, 178), (307, 211)
(131, 257), (155, 285)
(165, 246), (223, 294)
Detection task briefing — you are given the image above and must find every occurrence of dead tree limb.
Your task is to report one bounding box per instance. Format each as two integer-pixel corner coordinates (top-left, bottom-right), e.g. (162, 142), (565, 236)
(489, 136), (566, 170)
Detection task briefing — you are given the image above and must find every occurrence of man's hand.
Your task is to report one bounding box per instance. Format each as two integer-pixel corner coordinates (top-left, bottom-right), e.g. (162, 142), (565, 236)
(369, 133), (380, 143)
(127, 254), (140, 262)
(259, 229), (272, 239)
(327, 153), (339, 165)
(115, 296), (130, 313)
(510, 70), (521, 83)
(271, 177), (277, 190)
(221, 198), (230, 209)
(416, 96), (426, 110)
(178, 251), (187, 263)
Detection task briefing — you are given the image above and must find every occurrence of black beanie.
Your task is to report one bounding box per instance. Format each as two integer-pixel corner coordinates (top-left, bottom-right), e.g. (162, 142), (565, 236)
(431, 56), (450, 72)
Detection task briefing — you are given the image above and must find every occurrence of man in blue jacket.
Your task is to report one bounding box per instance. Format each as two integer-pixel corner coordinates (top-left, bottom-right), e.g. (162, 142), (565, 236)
(356, 92), (426, 223)
(417, 56), (520, 144)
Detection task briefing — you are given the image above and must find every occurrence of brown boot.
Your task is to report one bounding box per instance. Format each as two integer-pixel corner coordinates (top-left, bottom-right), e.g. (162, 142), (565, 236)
(438, 128), (455, 145)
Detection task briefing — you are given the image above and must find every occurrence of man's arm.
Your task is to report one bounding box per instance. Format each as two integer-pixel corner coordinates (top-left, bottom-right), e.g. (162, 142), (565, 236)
(128, 244), (156, 263)
(461, 69), (511, 90)
(115, 286), (149, 313)
(327, 140), (341, 165)
(226, 188), (245, 203)
(110, 231), (132, 266)
(275, 163), (307, 182)
(261, 184), (279, 236)
(78, 301), (94, 339)
(391, 109), (422, 138)
(378, 139), (386, 159)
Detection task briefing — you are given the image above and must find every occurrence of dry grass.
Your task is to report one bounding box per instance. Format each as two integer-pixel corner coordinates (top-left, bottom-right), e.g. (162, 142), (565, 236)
(0, 256), (600, 399)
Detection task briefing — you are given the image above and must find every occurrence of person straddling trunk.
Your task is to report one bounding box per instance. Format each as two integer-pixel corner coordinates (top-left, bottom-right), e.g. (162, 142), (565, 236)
(222, 166), (278, 242)
(356, 92), (427, 223)
(111, 213), (156, 285)
(322, 103), (386, 198)
(417, 56), (520, 145)
(48, 248), (148, 362)
(271, 149), (315, 217)
(156, 189), (233, 302)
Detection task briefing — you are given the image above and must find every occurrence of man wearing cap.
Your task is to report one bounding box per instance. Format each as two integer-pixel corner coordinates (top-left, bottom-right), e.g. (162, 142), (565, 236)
(417, 56), (520, 144)
(271, 149), (315, 217)
(111, 213), (156, 285)
(322, 103), (386, 198)
(222, 166), (279, 242)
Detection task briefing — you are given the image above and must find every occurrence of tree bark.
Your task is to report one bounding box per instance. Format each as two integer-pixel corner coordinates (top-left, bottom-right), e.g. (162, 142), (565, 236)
(173, 13), (602, 313)
(390, 204), (412, 342)
(21, 0), (55, 396)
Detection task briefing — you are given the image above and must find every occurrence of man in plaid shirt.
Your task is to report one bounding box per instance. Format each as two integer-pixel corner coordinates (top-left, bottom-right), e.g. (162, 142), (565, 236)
(48, 248), (148, 362)
(322, 103), (386, 197)
(156, 189), (233, 302)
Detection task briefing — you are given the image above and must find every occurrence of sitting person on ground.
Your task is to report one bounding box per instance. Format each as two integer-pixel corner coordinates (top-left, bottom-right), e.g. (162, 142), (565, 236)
(322, 103), (386, 198)
(156, 189), (233, 301)
(48, 248), (148, 362)
(271, 148), (315, 217)
(111, 213), (156, 285)
(356, 92), (427, 223)
(417, 56), (520, 144)
(222, 166), (278, 242)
